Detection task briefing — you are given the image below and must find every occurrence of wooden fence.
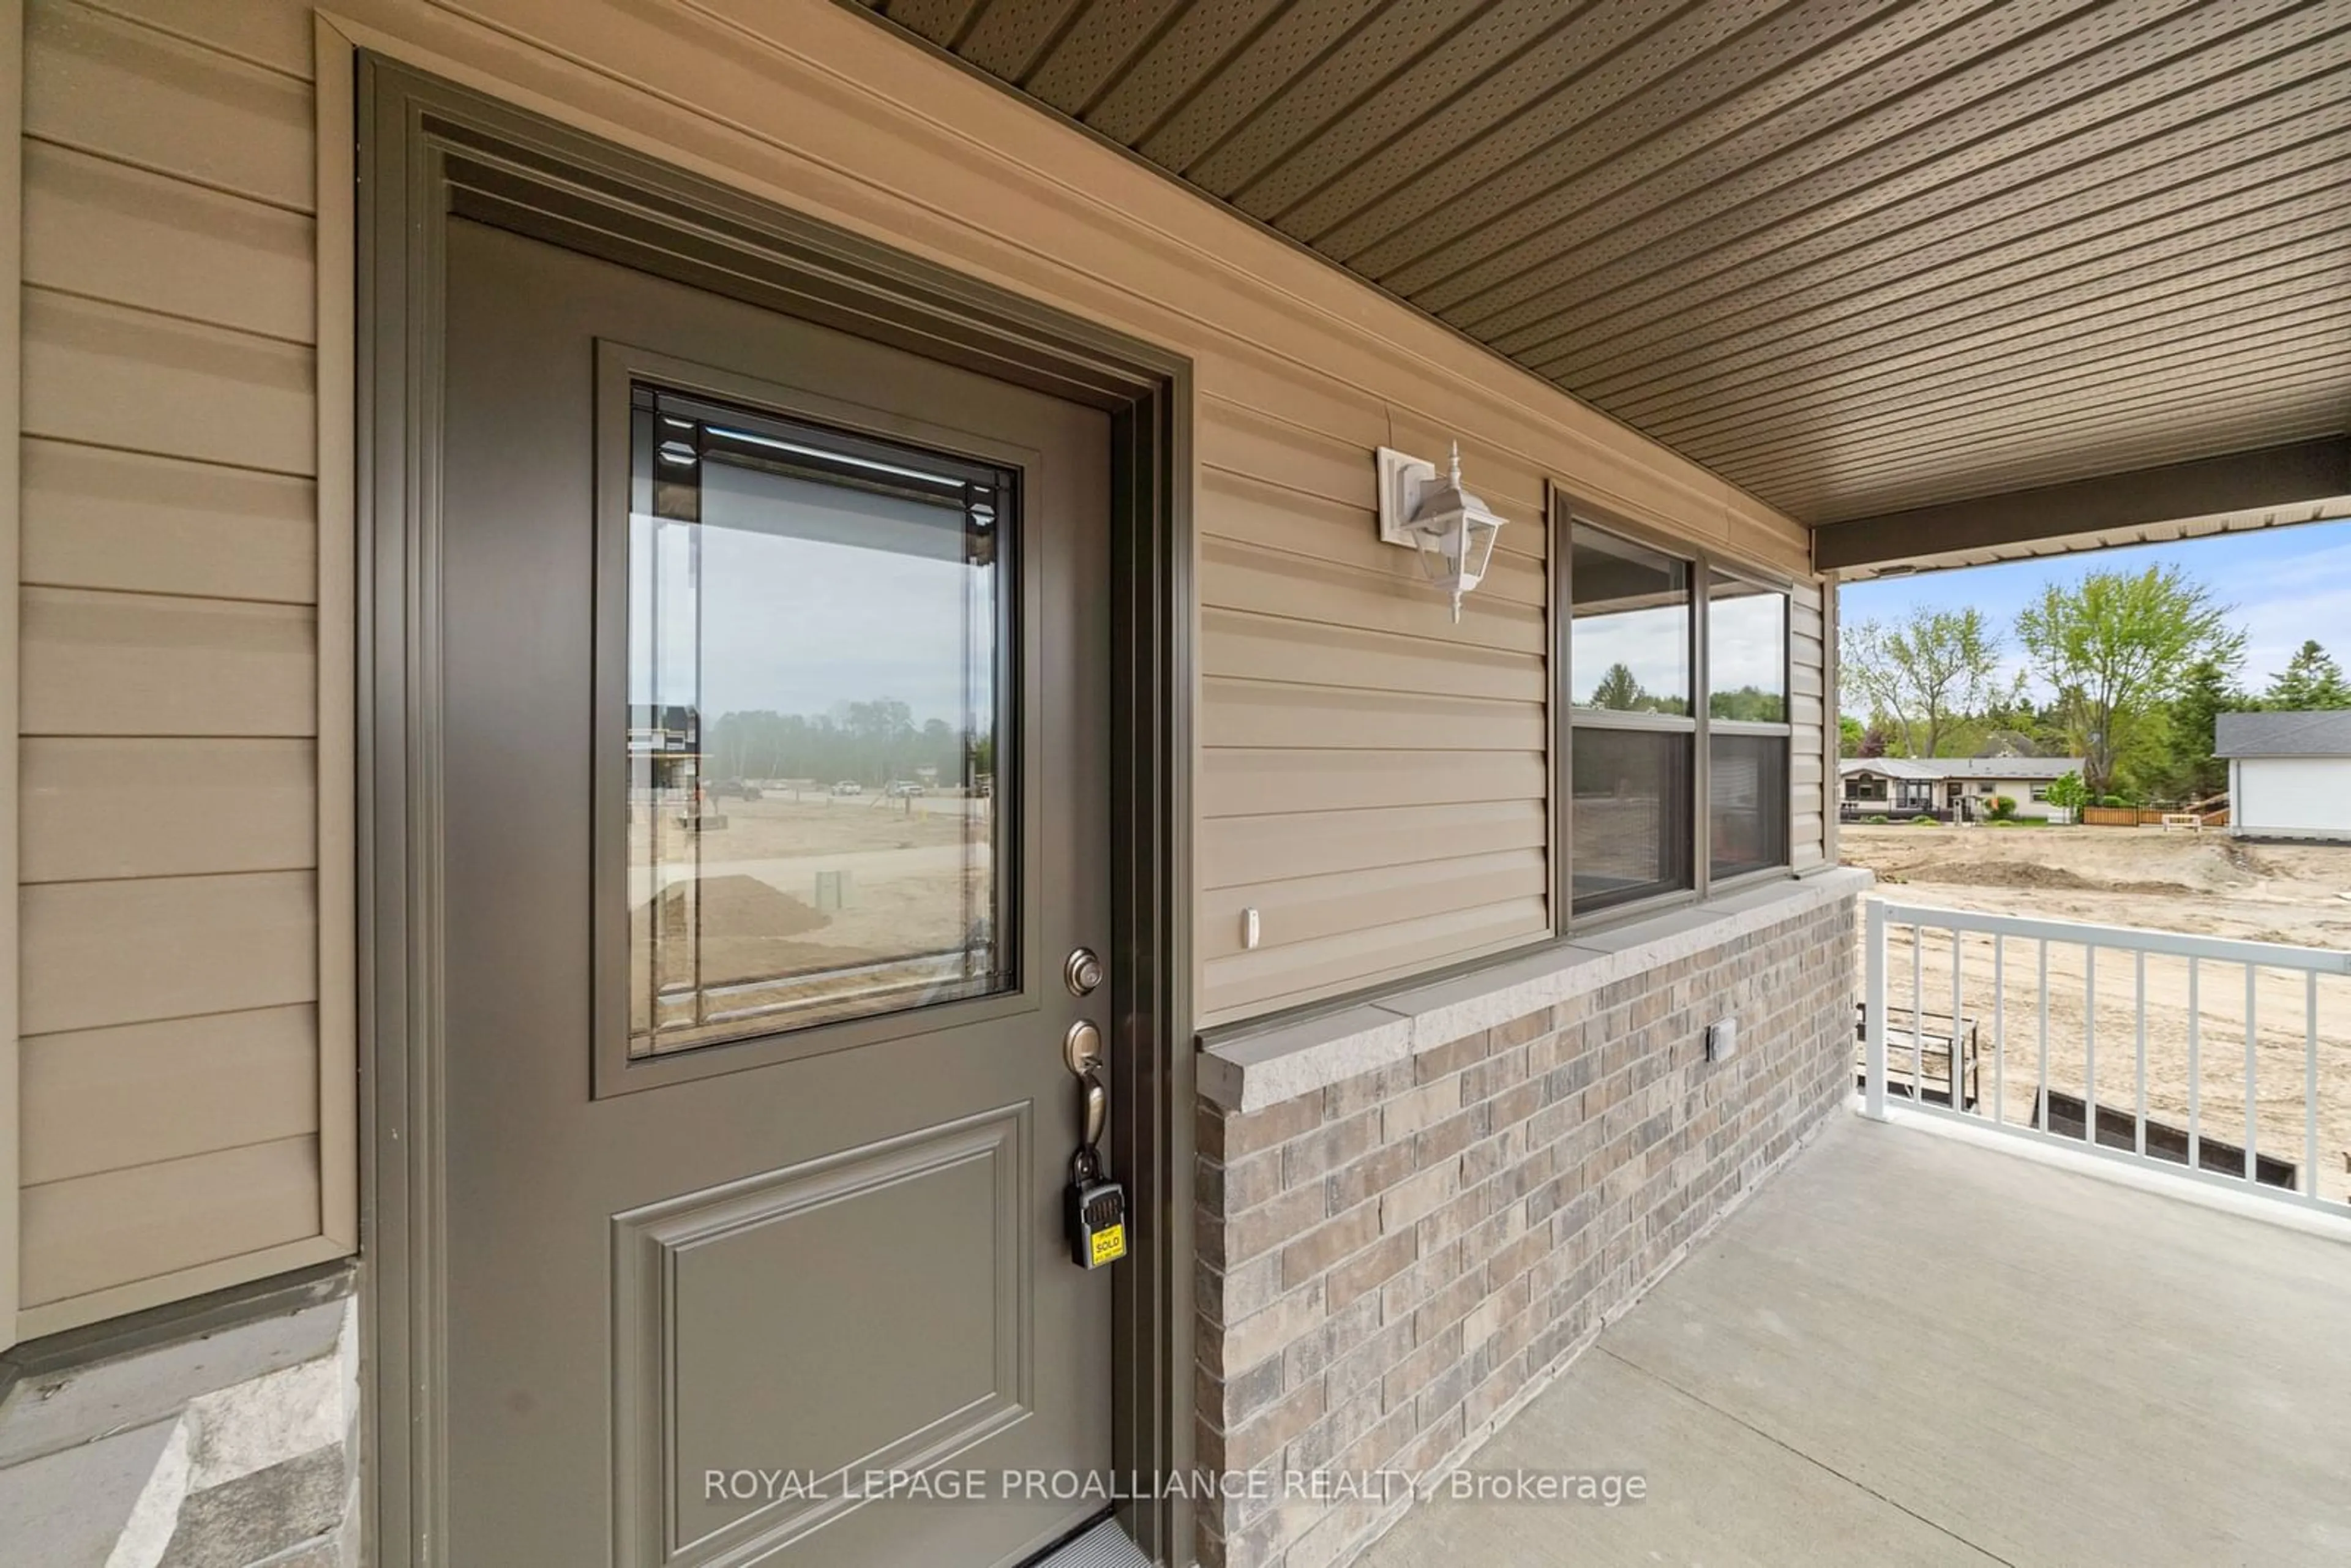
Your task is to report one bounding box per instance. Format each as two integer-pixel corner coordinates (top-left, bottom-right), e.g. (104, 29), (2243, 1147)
(2080, 805), (2232, 828)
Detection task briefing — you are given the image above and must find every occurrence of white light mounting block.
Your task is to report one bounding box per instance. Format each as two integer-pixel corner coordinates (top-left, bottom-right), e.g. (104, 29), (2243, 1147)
(1375, 446), (1440, 547)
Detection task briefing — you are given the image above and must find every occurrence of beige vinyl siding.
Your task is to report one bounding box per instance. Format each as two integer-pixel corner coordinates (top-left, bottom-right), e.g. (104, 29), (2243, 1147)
(23, 138), (313, 342)
(23, 738), (317, 883)
(21, 1005), (317, 1185)
(1791, 582), (1829, 871)
(22, 439), (318, 602)
(21, 588), (313, 735)
(0, 0), (22, 1352)
(1195, 389), (1553, 1022)
(317, 0), (1814, 1029)
(20, 1135), (320, 1308)
(21, 290), (312, 472)
(14, 0), (336, 1332)
(24, 1), (311, 210)
(5, 0), (1827, 1330)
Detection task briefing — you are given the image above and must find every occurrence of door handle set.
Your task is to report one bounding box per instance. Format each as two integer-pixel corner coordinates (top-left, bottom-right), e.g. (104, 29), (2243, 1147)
(1065, 1019), (1108, 1152)
(1062, 951), (1110, 1156)
(1062, 1015), (1127, 1269)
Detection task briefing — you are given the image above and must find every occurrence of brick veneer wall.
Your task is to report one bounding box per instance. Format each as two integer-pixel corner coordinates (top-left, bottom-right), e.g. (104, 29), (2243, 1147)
(1193, 893), (1858, 1568)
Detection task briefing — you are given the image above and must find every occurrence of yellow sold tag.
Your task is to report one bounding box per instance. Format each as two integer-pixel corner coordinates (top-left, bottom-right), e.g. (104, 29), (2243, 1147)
(1089, 1223), (1127, 1267)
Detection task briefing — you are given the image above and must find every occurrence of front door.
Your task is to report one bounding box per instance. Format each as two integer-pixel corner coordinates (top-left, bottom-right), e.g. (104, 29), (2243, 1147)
(436, 215), (1116, 1565)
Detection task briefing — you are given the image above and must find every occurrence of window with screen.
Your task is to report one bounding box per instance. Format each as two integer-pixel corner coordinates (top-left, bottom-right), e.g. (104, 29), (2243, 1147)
(1707, 571), (1791, 882)
(1569, 525), (1694, 914)
(1566, 520), (1793, 920)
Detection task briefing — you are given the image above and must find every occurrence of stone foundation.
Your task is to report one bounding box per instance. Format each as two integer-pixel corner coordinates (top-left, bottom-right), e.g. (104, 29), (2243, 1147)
(1194, 878), (1862, 1568)
(0, 1266), (359, 1568)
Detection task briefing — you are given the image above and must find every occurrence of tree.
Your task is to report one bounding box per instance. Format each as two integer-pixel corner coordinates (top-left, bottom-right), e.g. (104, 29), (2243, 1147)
(1711, 685), (1784, 722)
(1857, 724), (1889, 759)
(1840, 607), (2001, 760)
(2263, 639), (2351, 710)
(702, 698), (969, 787)
(2044, 771), (2090, 820)
(1838, 715), (1865, 757)
(1977, 673), (2063, 757)
(2015, 566), (2240, 795)
(1588, 661), (1645, 711)
(2162, 656), (2241, 801)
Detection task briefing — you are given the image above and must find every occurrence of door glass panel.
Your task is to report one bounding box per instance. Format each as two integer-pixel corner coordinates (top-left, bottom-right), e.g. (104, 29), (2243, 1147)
(627, 386), (1013, 1056)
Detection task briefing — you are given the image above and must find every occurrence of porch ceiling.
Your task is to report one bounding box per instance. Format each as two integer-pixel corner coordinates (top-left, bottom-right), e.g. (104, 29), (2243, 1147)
(852, 0), (2351, 533)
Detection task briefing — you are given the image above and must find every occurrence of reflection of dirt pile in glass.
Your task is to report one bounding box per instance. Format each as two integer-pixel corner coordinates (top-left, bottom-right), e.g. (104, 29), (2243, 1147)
(628, 793), (999, 1052)
(648, 875), (839, 985)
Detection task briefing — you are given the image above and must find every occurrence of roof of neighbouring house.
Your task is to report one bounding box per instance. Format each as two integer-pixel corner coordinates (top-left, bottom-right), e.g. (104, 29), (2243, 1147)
(1973, 730), (2045, 759)
(2213, 710), (2351, 759)
(1840, 758), (2083, 782)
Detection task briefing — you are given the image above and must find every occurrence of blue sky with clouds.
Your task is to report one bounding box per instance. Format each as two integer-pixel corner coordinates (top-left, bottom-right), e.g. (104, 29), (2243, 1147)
(1838, 519), (2351, 708)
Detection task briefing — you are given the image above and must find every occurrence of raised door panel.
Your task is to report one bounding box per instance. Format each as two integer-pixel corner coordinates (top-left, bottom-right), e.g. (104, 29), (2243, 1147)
(615, 1108), (1027, 1564)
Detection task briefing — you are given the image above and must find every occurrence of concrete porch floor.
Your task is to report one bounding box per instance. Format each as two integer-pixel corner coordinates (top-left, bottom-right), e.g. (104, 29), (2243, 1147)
(1359, 1112), (2351, 1567)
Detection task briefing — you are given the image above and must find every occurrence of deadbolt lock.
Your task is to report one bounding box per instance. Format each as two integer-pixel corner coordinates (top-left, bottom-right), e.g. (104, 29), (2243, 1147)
(1064, 947), (1105, 997)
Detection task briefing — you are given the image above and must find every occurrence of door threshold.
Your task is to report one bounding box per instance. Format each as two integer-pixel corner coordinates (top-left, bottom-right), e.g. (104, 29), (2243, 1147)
(1024, 1514), (1150, 1568)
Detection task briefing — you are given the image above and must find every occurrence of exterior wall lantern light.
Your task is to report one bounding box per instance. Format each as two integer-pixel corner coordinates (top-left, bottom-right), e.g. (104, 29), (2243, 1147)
(1376, 441), (1505, 622)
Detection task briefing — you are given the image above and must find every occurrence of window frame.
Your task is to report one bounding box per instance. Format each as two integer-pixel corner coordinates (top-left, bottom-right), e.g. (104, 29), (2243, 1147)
(1551, 491), (1796, 934)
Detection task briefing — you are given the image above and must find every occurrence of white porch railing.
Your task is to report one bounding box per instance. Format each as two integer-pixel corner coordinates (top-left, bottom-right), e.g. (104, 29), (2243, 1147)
(1862, 898), (2351, 1214)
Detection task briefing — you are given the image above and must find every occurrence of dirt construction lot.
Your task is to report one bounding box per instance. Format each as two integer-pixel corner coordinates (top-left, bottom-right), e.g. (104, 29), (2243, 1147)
(628, 791), (994, 1052)
(1843, 823), (2351, 1204)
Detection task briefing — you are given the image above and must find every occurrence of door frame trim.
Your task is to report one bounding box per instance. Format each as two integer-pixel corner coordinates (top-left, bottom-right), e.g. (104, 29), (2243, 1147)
(354, 56), (1196, 1566)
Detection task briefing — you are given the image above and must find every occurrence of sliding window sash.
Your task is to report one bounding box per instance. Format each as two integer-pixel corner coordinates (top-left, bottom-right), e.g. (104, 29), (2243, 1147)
(1554, 495), (1796, 931)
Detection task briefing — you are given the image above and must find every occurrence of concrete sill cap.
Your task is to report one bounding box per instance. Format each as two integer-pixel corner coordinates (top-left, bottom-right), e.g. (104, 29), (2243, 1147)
(1199, 867), (1873, 1113)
